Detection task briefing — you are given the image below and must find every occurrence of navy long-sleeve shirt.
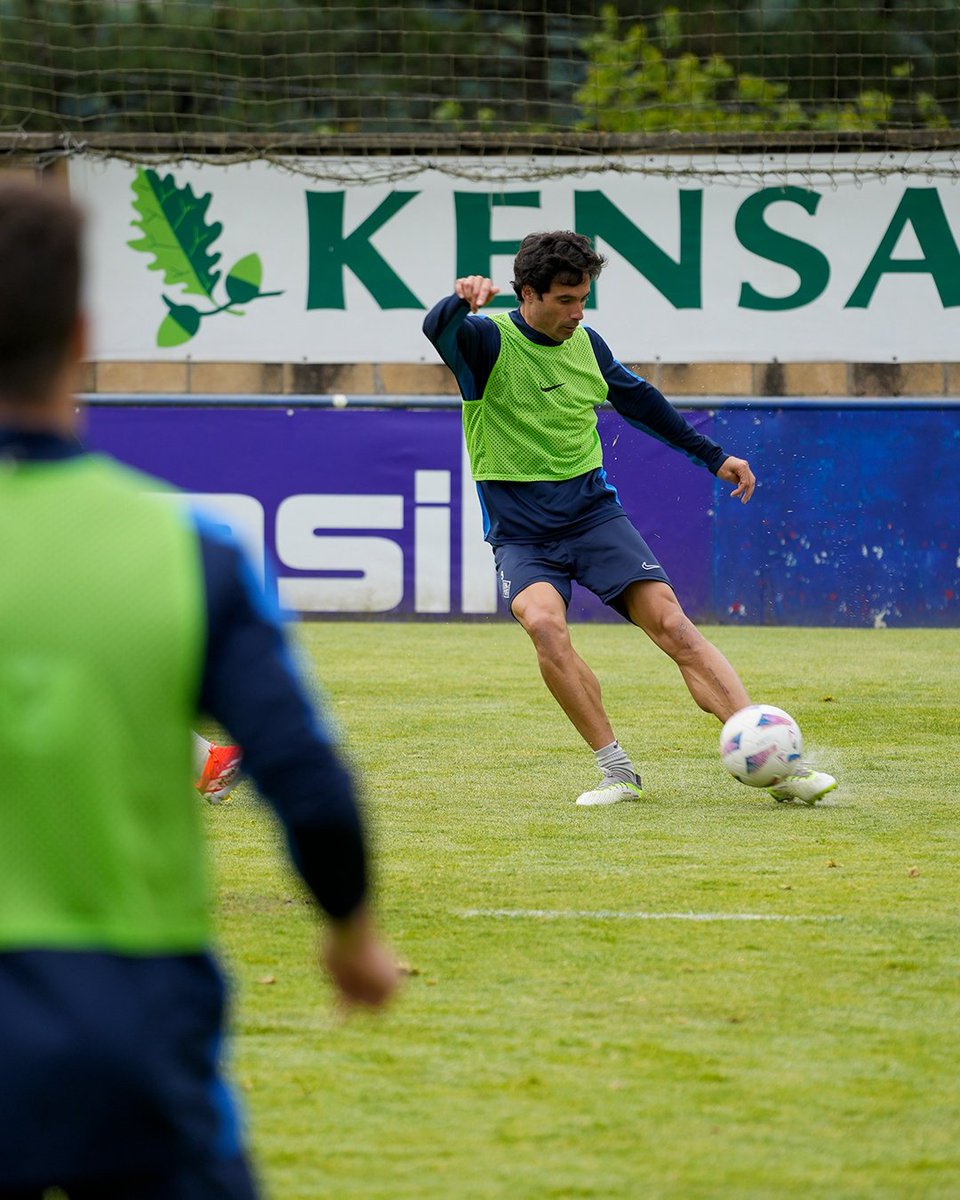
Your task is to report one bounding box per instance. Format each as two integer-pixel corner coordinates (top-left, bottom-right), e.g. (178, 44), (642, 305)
(423, 294), (728, 544)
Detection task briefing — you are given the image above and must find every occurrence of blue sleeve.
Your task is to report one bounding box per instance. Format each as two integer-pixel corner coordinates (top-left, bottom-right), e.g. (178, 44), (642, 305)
(195, 520), (367, 920)
(585, 326), (728, 475)
(422, 293), (502, 400)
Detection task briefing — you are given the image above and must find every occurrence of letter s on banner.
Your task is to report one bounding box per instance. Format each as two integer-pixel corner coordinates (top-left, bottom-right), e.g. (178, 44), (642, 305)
(276, 494), (404, 614)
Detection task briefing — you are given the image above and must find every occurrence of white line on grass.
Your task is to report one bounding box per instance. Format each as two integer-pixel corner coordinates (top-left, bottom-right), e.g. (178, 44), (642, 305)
(457, 908), (842, 923)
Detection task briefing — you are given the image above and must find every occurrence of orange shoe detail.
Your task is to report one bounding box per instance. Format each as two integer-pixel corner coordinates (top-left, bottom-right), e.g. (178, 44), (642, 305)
(196, 743), (243, 802)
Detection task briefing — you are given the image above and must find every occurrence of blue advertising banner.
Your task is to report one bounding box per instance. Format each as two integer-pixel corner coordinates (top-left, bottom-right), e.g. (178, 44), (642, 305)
(84, 402), (960, 626)
(84, 405), (717, 623)
(713, 407), (960, 627)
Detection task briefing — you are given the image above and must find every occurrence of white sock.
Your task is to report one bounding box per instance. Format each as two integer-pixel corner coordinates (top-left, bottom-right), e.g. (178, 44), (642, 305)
(594, 740), (636, 783)
(192, 732), (213, 776)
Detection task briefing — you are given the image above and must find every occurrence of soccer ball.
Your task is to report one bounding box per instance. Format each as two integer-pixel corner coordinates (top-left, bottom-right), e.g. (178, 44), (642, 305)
(719, 704), (802, 788)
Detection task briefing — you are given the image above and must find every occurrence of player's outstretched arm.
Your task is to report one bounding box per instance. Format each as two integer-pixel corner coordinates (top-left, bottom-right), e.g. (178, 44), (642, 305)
(455, 275), (500, 313)
(322, 904), (400, 1009)
(717, 455), (756, 503)
(193, 525), (401, 1010)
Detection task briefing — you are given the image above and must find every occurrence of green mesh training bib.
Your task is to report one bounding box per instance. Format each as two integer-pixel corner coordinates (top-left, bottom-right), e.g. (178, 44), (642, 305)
(0, 454), (209, 953)
(462, 312), (608, 481)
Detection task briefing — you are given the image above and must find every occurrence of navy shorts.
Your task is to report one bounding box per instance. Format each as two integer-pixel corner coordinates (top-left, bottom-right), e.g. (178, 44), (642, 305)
(0, 1155), (258, 1200)
(492, 515), (672, 621)
(0, 950), (259, 1198)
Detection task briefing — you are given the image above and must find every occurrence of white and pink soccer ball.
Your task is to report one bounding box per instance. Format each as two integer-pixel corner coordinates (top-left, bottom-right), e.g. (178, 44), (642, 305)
(719, 704), (803, 788)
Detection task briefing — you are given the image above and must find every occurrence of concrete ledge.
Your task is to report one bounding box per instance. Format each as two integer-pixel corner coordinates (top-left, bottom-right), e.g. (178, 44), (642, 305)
(84, 361), (958, 398)
(95, 361), (190, 394)
(850, 362), (946, 396)
(188, 362), (284, 394)
(773, 362), (849, 396)
(659, 363), (754, 396)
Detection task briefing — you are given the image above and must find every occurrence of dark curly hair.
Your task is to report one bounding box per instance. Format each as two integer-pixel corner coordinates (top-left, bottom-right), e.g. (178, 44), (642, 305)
(511, 230), (606, 302)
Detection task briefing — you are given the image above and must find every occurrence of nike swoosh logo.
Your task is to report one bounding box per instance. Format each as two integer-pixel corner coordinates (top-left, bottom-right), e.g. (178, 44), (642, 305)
(540, 383), (563, 391)
(642, 562), (661, 570)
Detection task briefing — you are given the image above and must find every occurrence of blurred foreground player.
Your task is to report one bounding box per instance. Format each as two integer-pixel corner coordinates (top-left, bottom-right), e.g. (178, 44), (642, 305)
(0, 179), (398, 1198)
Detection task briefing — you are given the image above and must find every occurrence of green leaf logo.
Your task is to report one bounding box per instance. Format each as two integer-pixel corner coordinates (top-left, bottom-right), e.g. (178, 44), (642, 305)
(225, 253), (264, 305)
(157, 298), (202, 347)
(128, 168), (283, 347)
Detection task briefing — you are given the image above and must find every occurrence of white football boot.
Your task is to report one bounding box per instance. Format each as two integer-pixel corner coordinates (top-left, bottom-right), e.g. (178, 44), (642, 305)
(575, 775), (644, 807)
(768, 767), (837, 806)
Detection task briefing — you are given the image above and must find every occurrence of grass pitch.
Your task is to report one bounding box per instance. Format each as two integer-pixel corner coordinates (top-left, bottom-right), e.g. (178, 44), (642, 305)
(205, 623), (960, 1199)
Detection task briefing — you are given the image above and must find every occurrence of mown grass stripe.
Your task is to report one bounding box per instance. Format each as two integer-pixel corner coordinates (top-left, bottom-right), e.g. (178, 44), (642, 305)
(457, 908), (843, 922)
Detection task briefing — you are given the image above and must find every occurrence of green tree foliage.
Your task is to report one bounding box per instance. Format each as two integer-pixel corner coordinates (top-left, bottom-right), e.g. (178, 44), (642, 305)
(576, 7), (806, 133)
(575, 6), (951, 134)
(0, 0), (955, 138)
(745, 0), (960, 115)
(0, 0), (468, 134)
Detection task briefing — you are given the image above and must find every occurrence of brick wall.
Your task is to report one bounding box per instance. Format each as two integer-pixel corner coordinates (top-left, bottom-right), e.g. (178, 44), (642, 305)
(81, 358), (960, 398)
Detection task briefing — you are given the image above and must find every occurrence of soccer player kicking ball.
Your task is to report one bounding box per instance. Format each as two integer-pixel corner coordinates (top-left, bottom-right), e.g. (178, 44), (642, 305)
(423, 230), (836, 807)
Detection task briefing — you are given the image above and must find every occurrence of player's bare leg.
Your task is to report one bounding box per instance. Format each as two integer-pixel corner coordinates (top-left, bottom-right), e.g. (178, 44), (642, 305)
(625, 581), (837, 803)
(622, 580), (750, 723)
(510, 582), (612, 748)
(510, 582), (643, 806)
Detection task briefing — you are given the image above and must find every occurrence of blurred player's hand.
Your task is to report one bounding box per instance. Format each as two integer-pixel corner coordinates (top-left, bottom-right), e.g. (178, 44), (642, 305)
(322, 905), (401, 1009)
(717, 455), (756, 504)
(455, 275), (499, 313)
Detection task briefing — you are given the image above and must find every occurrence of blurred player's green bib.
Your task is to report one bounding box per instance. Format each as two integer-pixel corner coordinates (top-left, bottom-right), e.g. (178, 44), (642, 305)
(0, 456), (209, 953)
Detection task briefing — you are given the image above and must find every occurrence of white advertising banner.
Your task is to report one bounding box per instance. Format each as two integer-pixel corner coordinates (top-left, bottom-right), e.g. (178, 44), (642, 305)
(68, 155), (960, 365)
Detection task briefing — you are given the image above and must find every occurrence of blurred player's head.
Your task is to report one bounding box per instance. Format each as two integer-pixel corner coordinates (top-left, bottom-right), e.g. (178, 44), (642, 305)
(511, 231), (606, 302)
(0, 179), (85, 408)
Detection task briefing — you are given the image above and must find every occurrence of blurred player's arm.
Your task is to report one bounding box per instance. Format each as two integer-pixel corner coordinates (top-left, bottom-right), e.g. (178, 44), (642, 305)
(195, 523), (399, 1008)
